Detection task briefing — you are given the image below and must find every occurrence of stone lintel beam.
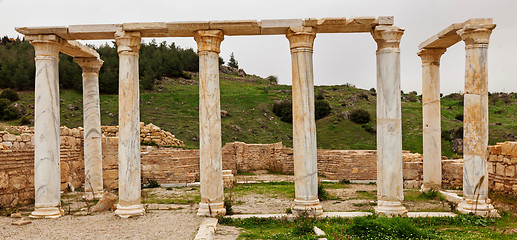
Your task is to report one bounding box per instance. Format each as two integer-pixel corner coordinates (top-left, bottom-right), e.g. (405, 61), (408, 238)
(16, 16), (394, 40)
(25, 34), (99, 59)
(418, 18), (493, 50)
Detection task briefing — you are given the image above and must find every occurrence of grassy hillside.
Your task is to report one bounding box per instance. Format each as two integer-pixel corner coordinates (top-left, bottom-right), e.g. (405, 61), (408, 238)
(2, 73), (517, 158)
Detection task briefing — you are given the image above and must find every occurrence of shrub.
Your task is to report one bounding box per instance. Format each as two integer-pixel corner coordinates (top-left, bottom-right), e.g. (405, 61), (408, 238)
(0, 89), (19, 102)
(292, 219), (314, 236)
(19, 115), (31, 125)
(0, 98), (10, 116)
(340, 179), (351, 184)
(350, 109), (370, 124)
(316, 91), (325, 100)
(407, 91), (418, 102)
(273, 99), (332, 123)
(369, 88), (376, 93)
(361, 124), (376, 134)
(454, 114), (464, 121)
(272, 100), (292, 123)
(314, 100), (331, 120)
(2, 105), (20, 120)
(266, 75), (278, 85)
(318, 184), (329, 201)
(145, 179), (160, 188)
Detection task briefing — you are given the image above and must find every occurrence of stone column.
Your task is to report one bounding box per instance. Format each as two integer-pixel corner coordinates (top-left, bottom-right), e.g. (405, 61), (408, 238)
(286, 27), (323, 216)
(114, 31), (144, 218)
(418, 48), (446, 192)
(75, 57), (104, 199)
(371, 26), (407, 217)
(457, 24), (498, 217)
(26, 34), (64, 218)
(194, 30), (226, 216)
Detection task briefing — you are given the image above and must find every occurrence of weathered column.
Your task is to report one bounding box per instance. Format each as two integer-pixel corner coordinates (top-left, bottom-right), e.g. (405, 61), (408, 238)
(286, 27), (323, 216)
(27, 34), (64, 218)
(194, 30), (226, 216)
(457, 23), (498, 217)
(418, 48), (446, 192)
(114, 31), (144, 218)
(371, 26), (407, 217)
(75, 57), (104, 199)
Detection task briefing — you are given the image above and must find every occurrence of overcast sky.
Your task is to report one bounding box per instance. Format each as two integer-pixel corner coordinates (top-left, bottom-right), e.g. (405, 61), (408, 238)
(1, 0), (515, 94)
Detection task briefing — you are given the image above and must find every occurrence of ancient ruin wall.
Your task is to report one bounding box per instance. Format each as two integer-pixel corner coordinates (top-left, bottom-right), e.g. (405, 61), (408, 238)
(2, 126), (515, 207)
(488, 142), (517, 196)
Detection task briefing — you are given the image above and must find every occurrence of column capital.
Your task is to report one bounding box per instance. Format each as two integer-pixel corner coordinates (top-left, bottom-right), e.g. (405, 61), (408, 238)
(194, 30), (224, 54)
(417, 48), (447, 65)
(457, 24), (496, 48)
(74, 57), (104, 73)
(371, 26), (404, 52)
(26, 34), (61, 58)
(286, 27), (316, 52)
(115, 31), (141, 54)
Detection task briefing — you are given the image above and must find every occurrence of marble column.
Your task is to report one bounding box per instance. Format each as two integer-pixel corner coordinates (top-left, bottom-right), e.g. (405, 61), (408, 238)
(75, 57), (104, 199)
(457, 24), (498, 217)
(194, 30), (226, 216)
(27, 34), (64, 218)
(114, 31), (144, 218)
(418, 48), (446, 192)
(286, 27), (323, 216)
(371, 26), (407, 217)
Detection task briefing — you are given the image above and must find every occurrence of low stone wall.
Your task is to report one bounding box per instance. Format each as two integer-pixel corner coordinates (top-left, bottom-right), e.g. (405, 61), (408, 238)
(3, 124), (515, 207)
(488, 142), (517, 196)
(0, 128), (84, 207)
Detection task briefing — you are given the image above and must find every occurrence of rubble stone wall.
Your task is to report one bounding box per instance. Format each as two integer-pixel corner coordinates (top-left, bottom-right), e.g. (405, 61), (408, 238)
(488, 142), (517, 196)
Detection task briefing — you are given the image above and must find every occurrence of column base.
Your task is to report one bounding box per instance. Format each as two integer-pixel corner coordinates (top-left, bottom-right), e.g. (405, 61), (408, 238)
(30, 206), (64, 219)
(375, 200), (407, 217)
(292, 199), (323, 217)
(83, 190), (104, 200)
(197, 202), (226, 217)
(115, 204), (145, 218)
(457, 199), (499, 217)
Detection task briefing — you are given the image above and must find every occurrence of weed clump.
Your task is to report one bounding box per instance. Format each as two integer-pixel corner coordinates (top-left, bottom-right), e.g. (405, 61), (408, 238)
(318, 184), (329, 201)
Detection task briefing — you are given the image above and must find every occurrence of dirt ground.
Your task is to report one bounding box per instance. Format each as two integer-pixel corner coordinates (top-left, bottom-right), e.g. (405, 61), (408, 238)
(0, 173), (453, 239)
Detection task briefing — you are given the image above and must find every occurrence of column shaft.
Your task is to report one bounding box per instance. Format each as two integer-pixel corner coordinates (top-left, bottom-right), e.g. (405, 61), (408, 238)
(418, 48), (446, 191)
(76, 57), (104, 199)
(371, 26), (407, 217)
(27, 35), (64, 218)
(287, 27), (322, 216)
(194, 30), (226, 216)
(457, 24), (498, 217)
(114, 31), (144, 218)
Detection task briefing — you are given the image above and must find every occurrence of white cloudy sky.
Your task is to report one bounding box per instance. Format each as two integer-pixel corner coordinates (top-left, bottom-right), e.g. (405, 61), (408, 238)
(0, 0), (515, 94)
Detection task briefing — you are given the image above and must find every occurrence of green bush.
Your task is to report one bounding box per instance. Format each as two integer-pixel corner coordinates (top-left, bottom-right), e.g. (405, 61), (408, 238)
(19, 115), (31, 125)
(318, 184), (329, 201)
(361, 124), (376, 134)
(273, 99), (332, 123)
(350, 109), (370, 124)
(145, 179), (160, 188)
(407, 91), (418, 102)
(272, 100), (292, 123)
(0, 89), (19, 102)
(454, 113), (464, 121)
(2, 105), (20, 120)
(314, 100), (331, 120)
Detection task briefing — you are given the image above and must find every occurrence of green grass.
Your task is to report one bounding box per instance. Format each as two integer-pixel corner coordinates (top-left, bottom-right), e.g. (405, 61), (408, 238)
(232, 182), (295, 199)
(220, 213), (517, 239)
(141, 187), (200, 205)
(3, 76), (517, 157)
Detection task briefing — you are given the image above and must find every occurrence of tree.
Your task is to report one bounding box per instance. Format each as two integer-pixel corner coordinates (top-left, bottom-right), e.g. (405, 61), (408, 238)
(228, 52), (238, 69)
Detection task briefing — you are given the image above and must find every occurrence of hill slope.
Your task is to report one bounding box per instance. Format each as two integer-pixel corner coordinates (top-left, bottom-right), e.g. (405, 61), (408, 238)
(2, 73), (517, 158)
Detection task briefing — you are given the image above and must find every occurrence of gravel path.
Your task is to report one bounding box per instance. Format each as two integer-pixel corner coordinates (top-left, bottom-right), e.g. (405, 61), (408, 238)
(1, 209), (204, 240)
